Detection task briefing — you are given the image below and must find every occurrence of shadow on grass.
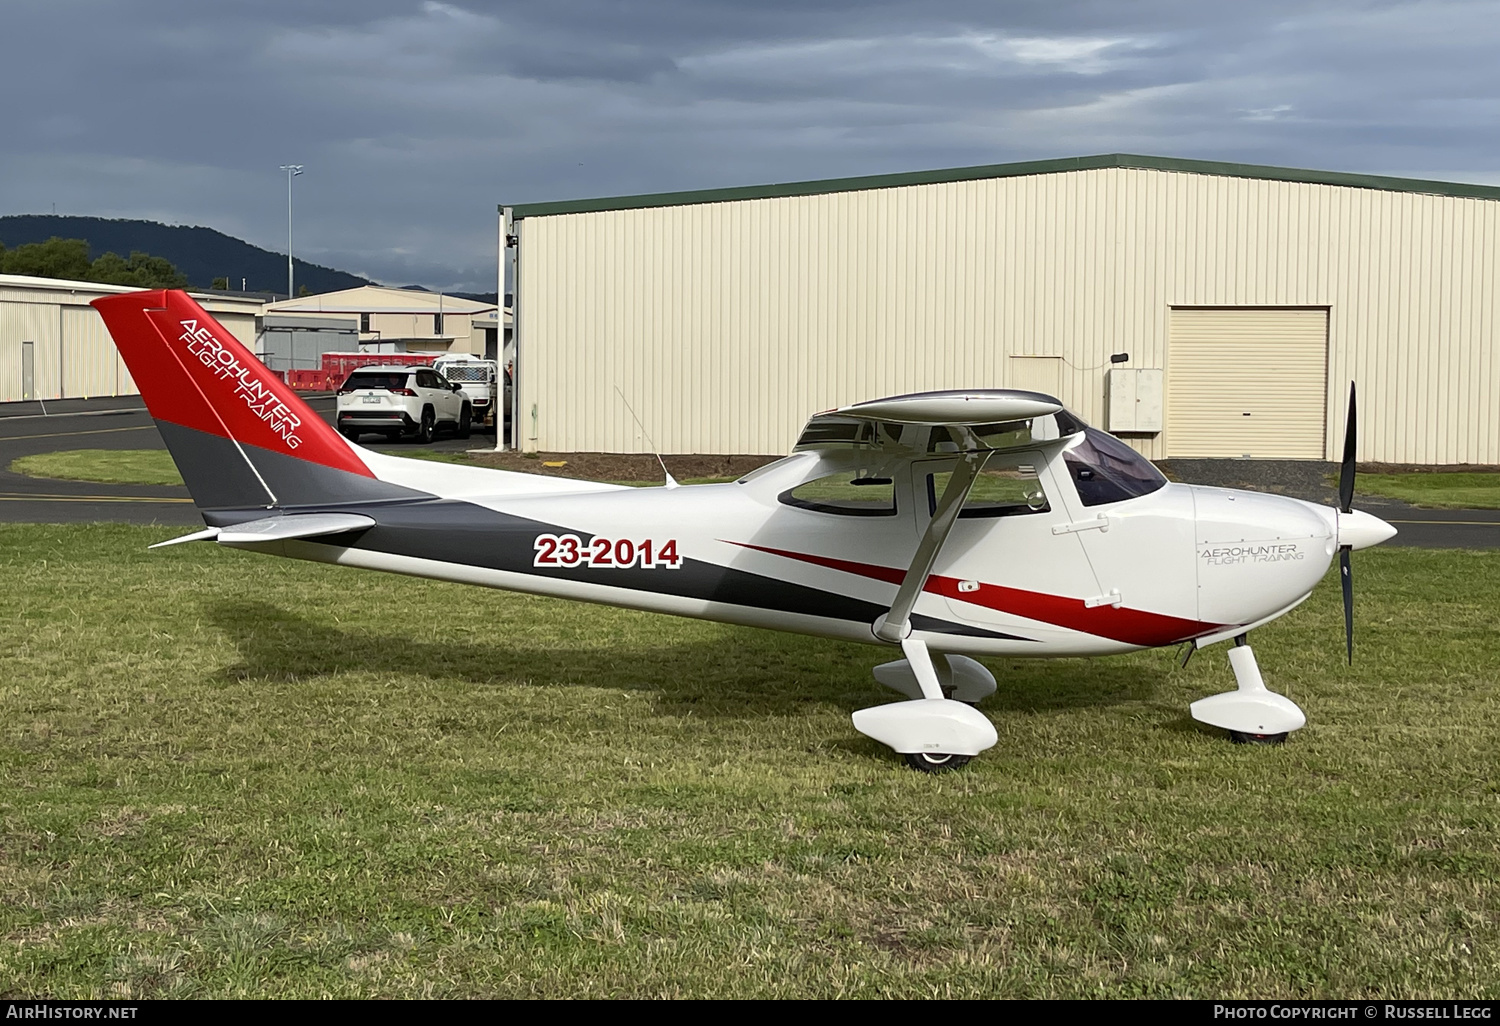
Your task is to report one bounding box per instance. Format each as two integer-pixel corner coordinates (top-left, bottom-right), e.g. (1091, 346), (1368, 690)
(208, 599), (1165, 719)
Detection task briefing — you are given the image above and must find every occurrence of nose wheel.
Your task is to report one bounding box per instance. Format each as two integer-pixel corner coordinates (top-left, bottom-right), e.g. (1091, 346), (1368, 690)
(1229, 730), (1288, 746)
(903, 752), (972, 773)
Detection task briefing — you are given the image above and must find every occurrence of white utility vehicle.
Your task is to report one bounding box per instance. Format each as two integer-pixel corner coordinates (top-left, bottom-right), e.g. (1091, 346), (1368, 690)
(433, 354), (501, 430)
(335, 365), (472, 443)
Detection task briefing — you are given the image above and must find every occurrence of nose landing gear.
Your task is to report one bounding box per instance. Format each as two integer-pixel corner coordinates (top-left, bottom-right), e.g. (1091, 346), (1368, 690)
(1189, 635), (1306, 743)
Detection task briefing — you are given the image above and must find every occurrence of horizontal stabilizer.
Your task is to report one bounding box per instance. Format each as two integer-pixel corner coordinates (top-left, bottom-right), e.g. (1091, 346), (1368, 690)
(149, 527), (221, 549)
(215, 513), (376, 545)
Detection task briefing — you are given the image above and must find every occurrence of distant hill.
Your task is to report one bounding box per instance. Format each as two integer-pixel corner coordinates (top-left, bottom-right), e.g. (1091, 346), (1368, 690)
(0, 215), (371, 296)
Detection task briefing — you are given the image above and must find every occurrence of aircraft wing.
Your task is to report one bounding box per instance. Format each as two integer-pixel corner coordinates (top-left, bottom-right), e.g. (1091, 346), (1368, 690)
(795, 389), (1065, 456)
(832, 388), (1062, 425)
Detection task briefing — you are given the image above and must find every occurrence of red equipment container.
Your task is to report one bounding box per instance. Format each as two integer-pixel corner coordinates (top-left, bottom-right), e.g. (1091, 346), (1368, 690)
(314, 352), (435, 392)
(286, 369), (330, 391)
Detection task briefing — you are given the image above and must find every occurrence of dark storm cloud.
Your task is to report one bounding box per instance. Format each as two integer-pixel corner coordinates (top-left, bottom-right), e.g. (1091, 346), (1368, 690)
(1, 1), (1496, 291)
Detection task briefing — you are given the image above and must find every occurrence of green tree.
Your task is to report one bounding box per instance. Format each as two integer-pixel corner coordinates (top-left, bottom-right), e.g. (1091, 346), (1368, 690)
(0, 236), (187, 288)
(0, 237), (93, 280)
(105, 250), (185, 288)
(211, 276), (230, 290)
(88, 250), (187, 288)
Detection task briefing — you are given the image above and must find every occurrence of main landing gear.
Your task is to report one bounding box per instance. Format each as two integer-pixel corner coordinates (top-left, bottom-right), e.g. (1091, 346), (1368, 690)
(1189, 634), (1305, 744)
(851, 638), (999, 773)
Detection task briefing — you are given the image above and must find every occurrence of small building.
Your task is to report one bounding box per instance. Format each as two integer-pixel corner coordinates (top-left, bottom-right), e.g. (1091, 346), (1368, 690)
(502, 154), (1500, 463)
(255, 314), (360, 374)
(265, 285), (498, 357)
(0, 274), (264, 403)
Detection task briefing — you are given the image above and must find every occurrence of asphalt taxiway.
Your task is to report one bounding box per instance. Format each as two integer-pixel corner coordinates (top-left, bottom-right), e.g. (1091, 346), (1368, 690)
(0, 396), (492, 529)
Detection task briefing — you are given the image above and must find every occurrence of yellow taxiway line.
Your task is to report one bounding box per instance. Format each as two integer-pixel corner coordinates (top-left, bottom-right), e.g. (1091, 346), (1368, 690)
(0, 492), (192, 504)
(0, 424), (157, 443)
(1387, 519), (1500, 526)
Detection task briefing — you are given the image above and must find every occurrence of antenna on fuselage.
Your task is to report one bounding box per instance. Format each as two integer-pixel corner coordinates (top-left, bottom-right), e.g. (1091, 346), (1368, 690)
(614, 386), (679, 489)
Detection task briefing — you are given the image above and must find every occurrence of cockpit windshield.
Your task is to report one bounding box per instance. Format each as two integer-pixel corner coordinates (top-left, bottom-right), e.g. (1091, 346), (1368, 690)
(1062, 425), (1167, 506)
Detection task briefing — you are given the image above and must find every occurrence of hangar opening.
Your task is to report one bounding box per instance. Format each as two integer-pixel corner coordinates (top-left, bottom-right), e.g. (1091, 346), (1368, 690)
(1166, 307), (1330, 459)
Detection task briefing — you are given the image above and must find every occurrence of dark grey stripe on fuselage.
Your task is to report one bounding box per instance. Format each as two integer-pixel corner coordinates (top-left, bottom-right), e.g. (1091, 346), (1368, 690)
(157, 414), (1033, 641)
(205, 494), (1033, 641)
(157, 420), (429, 509)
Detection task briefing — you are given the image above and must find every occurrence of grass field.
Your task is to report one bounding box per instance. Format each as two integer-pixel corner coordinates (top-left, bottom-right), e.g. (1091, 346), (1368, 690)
(10, 450), (183, 487)
(1357, 473), (1500, 509)
(2, 527), (1498, 998)
(8, 448), (736, 489)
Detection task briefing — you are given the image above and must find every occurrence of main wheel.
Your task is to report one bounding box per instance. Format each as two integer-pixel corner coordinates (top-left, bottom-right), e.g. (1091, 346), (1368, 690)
(456, 404), (472, 439)
(415, 407), (435, 444)
(903, 752), (972, 773)
(1229, 731), (1288, 746)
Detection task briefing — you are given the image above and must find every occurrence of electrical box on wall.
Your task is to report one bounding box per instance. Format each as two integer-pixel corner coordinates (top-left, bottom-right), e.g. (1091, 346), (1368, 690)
(1106, 368), (1163, 433)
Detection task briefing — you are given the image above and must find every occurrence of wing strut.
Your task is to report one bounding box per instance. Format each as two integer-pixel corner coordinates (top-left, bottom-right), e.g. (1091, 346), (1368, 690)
(874, 449), (986, 643)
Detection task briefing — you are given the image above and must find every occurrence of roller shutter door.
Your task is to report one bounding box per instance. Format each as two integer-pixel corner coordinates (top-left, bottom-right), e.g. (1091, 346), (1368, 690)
(1167, 308), (1328, 458)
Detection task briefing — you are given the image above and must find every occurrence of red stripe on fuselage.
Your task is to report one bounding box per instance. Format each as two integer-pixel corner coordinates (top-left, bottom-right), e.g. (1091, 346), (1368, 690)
(727, 541), (1224, 646)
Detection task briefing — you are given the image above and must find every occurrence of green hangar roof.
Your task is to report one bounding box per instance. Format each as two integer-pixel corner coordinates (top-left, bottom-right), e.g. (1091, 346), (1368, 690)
(505, 152), (1500, 219)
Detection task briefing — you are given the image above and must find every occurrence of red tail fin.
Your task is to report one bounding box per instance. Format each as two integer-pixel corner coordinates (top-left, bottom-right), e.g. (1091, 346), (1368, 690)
(92, 289), (372, 480)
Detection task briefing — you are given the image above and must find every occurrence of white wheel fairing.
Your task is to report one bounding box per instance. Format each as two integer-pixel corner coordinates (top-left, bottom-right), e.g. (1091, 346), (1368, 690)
(1190, 644), (1306, 736)
(851, 698), (999, 756)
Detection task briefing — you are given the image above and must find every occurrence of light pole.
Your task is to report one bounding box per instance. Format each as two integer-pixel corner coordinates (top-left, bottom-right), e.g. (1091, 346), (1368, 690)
(279, 164), (303, 298)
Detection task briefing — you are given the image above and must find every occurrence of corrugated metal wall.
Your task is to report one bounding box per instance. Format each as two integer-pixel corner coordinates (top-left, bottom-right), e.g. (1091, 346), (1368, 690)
(61, 306), (121, 398)
(0, 302), (61, 402)
(517, 167), (1500, 463)
(0, 286), (258, 402)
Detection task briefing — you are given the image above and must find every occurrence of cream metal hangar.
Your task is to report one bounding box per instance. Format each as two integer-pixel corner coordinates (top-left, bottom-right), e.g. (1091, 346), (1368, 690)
(266, 286), (498, 356)
(0, 274), (263, 403)
(499, 154), (1500, 464)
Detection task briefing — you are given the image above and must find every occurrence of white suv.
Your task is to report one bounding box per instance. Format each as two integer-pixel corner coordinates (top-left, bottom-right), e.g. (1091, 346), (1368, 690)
(335, 366), (473, 443)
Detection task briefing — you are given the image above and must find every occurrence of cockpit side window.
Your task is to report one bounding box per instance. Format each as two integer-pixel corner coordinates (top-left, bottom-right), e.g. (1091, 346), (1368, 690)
(1063, 427), (1168, 506)
(780, 472), (898, 516)
(925, 456), (1050, 518)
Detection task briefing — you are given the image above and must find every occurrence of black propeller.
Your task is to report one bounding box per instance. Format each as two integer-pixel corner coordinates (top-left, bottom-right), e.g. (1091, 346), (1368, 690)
(1338, 383), (1356, 665)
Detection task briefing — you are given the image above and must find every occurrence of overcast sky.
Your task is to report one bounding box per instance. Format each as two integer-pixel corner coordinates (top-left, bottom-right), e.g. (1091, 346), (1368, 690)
(2, 0), (1497, 292)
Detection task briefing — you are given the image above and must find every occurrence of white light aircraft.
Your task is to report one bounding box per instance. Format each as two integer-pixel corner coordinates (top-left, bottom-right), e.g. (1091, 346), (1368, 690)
(95, 290), (1397, 771)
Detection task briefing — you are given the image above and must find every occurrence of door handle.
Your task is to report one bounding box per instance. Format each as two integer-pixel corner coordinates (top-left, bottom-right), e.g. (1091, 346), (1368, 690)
(1052, 515), (1111, 536)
